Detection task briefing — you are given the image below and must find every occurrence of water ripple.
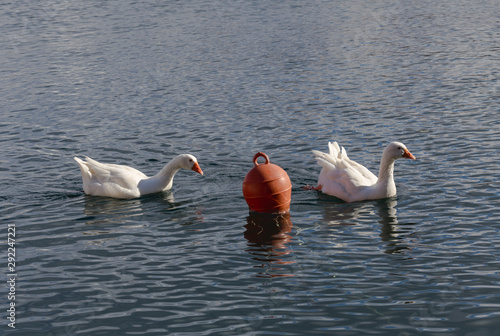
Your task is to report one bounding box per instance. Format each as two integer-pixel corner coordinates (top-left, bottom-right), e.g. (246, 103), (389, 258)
(2, 1), (500, 335)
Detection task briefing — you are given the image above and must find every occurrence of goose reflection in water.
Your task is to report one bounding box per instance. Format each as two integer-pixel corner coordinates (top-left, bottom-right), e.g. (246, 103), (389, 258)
(320, 197), (414, 255)
(81, 192), (176, 228)
(376, 199), (415, 255)
(244, 212), (295, 278)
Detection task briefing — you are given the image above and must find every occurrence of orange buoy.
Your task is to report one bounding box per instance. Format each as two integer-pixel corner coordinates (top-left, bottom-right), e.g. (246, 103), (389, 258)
(242, 152), (292, 214)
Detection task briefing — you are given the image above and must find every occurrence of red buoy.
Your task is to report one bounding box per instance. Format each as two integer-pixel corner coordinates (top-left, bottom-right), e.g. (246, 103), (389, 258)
(242, 152), (292, 214)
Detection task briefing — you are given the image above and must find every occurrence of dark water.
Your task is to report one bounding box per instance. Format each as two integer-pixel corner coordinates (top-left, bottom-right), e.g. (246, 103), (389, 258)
(1, 1), (500, 335)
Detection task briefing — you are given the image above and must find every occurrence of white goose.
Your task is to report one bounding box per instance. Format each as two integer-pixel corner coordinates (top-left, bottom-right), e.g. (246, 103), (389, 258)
(312, 142), (416, 202)
(74, 154), (203, 199)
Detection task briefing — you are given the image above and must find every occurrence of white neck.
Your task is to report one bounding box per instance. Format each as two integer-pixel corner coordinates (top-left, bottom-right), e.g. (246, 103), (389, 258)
(376, 152), (397, 195)
(137, 157), (183, 195)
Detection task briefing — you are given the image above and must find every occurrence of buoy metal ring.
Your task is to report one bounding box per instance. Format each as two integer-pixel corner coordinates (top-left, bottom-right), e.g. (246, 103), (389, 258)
(253, 152), (270, 166)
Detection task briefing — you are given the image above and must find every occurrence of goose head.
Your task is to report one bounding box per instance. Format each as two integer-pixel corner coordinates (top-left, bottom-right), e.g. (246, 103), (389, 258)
(385, 142), (416, 161)
(178, 154), (204, 175)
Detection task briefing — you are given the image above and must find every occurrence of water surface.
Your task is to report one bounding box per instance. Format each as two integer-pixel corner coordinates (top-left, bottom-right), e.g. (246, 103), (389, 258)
(1, 1), (499, 335)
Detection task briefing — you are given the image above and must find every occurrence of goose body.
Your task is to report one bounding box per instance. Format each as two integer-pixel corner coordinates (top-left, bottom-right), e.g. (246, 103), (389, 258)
(74, 154), (203, 199)
(312, 142), (415, 202)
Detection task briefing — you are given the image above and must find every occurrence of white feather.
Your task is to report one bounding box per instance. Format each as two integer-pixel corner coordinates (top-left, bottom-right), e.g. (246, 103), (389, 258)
(74, 154), (203, 199)
(312, 141), (415, 202)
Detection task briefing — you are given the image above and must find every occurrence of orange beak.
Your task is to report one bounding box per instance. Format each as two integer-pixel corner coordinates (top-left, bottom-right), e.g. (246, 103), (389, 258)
(191, 162), (204, 175)
(403, 148), (416, 160)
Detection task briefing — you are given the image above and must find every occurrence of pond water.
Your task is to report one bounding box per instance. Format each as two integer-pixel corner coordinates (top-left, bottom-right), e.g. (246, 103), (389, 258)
(1, 1), (499, 335)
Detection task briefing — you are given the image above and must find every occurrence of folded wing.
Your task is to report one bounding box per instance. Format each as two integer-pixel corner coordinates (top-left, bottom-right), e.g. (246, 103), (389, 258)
(312, 142), (378, 201)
